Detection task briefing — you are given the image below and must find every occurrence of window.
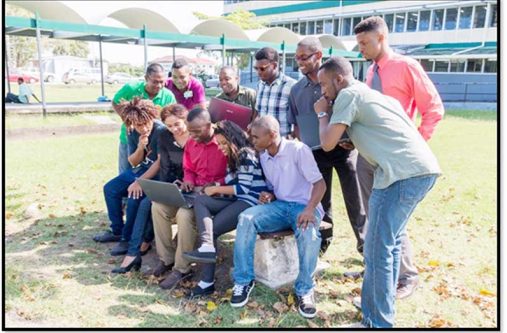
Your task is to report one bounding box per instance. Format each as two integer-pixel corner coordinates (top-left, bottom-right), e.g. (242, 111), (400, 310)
(407, 11), (418, 32)
(473, 5), (486, 28)
(395, 13), (406, 32)
(459, 7), (473, 29)
(466, 59), (483, 72)
(341, 18), (351, 36)
(352, 17), (361, 32)
(333, 19), (339, 35)
(484, 60), (497, 73)
(450, 60), (465, 72)
(300, 21), (307, 35)
(384, 13), (394, 33)
(420, 59), (433, 72)
(324, 19), (333, 34)
(316, 20), (323, 34)
(419, 10), (430, 31)
(490, 5), (497, 27)
(434, 60), (449, 72)
(291, 22), (299, 34)
(445, 8), (457, 30)
(284, 23), (290, 30)
(432, 9), (444, 30)
(308, 21), (315, 34)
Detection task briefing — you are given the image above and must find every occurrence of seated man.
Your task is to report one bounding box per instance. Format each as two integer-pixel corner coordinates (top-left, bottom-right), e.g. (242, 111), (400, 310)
(6, 78), (40, 104)
(315, 56), (440, 328)
(230, 115), (326, 319)
(94, 98), (166, 254)
(150, 107), (228, 289)
(165, 58), (206, 111)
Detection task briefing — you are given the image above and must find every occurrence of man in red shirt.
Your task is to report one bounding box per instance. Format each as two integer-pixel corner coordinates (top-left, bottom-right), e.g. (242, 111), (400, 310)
(353, 16), (444, 300)
(165, 58), (207, 111)
(150, 107), (227, 290)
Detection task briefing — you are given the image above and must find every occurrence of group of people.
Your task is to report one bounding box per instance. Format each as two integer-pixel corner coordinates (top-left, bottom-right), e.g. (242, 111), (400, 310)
(93, 16), (444, 328)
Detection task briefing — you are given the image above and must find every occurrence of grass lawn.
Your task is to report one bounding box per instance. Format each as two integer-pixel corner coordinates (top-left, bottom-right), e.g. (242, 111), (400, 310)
(4, 111), (497, 328)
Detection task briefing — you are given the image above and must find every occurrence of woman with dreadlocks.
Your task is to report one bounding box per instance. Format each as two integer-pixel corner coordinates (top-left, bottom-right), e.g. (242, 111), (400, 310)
(182, 120), (269, 297)
(97, 97), (166, 272)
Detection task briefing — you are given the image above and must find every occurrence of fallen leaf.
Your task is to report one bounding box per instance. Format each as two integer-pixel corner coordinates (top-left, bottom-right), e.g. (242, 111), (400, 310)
(80, 207), (87, 215)
(86, 248), (98, 254)
(5, 211), (14, 219)
(107, 258), (116, 264)
(172, 289), (185, 298)
(308, 321), (319, 328)
(62, 271), (72, 279)
(317, 311), (330, 321)
(207, 301), (217, 311)
(273, 302), (289, 313)
(350, 287), (362, 296)
(240, 309), (248, 319)
(214, 316), (222, 324)
(246, 301), (259, 309)
(428, 315), (452, 328)
(48, 213), (57, 219)
(479, 288), (496, 297)
(287, 293), (295, 306)
(428, 260), (440, 267)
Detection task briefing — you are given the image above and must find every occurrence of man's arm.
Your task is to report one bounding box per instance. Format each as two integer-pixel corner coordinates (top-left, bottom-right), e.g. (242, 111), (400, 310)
(287, 88), (300, 139)
(314, 96), (348, 151)
(31, 93), (40, 103)
(127, 132), (148, 167)
(127, 157), (161, 199)
(297, 178), (326, 230)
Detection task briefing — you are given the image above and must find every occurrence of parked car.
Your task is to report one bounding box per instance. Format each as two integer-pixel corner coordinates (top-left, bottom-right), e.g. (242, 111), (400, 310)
(62, 67), (102, 84)
(22, 68), (57, 82)
(204, 74), (219, 88)
(105, 72), (134, 84)
(7, 69), (39, 83)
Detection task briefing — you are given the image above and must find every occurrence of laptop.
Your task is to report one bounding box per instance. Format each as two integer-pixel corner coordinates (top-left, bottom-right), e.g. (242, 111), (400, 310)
(208, 97), (252, 131)
(137, 178), (195, 208)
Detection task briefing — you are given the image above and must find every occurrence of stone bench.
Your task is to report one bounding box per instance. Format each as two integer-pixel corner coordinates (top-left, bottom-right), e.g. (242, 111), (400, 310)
(253, 221), (332, 289)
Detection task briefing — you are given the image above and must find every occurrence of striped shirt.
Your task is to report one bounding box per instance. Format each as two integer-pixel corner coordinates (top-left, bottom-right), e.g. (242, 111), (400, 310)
(255, 73), (296, 137)
(225, 148), (268, 206)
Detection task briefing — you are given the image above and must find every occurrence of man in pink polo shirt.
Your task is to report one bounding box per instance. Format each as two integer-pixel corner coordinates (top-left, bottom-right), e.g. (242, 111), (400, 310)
(353, 16), (444, 300)
(165, 58), (207, 111)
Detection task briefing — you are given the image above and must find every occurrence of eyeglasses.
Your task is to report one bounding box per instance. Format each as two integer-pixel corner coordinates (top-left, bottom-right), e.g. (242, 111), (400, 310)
(295, 52), (317, 62)
(253, 63), (272, 72)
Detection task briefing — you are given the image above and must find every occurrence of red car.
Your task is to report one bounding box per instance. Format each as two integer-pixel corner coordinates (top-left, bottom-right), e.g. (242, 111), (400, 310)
(7, 69), (39, 83)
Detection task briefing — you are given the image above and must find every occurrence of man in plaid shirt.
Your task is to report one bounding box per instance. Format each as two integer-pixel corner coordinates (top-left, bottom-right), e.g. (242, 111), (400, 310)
(254, 47), (296, 137)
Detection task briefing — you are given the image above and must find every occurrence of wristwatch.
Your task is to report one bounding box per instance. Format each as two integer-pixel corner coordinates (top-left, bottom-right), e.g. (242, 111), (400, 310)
(317, 112), (328, 119)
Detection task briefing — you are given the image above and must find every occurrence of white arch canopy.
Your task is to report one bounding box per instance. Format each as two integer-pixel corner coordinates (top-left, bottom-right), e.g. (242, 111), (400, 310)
(108, 8), (180, 33)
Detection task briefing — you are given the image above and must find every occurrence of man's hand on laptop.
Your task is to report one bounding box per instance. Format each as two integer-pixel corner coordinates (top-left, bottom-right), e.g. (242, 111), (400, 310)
(128, 180), (144, 200)
(179, 180), (194, 193)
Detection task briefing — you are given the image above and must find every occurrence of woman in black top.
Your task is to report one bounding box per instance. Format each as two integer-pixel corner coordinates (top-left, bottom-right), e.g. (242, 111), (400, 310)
(113, 104), (189, 273)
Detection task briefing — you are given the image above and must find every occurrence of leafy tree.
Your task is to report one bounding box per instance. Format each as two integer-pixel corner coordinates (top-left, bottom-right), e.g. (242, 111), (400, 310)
(109, 63), (144, 77)
(51, 40), (89, 58)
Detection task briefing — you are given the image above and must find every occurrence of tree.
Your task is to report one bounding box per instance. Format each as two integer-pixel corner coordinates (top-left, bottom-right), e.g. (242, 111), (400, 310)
(51, 40), (89, 58)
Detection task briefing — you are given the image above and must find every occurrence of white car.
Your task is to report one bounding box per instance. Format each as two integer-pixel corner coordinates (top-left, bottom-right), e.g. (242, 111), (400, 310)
(106, 72), (134, 84)
(204, 74), (220, 88)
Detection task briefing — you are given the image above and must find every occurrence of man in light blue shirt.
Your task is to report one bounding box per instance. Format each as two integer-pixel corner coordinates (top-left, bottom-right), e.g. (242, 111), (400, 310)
(315, 56), (440, 328)
(6, 78), (40, 104)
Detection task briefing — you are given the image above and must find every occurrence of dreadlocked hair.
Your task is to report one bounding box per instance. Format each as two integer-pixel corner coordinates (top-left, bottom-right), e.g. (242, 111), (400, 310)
(117, 97), (159, 128)
(214, 120), (253, 173)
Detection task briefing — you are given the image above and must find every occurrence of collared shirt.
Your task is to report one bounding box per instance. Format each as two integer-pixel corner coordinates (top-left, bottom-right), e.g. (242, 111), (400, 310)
(18, 83), (33, 104)
(216, 85), (257, 118)
(113, 81), (176, 144)
(260, 138), (324, 217)
(183, 136), (227, 186)
(127, 120), (167, 168)
(165, 76), (206, 111)
(365, 50), (444, 141)
(256, 73), (296, 137)
(329, 80), (441, 190)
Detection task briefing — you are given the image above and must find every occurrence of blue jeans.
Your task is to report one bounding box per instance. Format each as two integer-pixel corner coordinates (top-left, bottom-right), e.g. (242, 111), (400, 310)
(118, 142), (131, 175)
(361, 174), (437, 328)
(103, 166), (149, 241)
(126, 197), (153, 256)
(233, 201), (322, 296)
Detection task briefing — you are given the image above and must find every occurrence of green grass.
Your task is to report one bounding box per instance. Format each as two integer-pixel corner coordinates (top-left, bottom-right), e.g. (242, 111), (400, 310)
(4, 112), (497, 328)
(6, 112), (121, 130)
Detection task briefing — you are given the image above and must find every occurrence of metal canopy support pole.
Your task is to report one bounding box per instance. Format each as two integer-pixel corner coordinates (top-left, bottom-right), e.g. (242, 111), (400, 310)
(329, 46), (333, 58)
(99, 36), (105, 97)
(143, 25), (148, 72)
(231, 51), (234, 67)
(281, 41), (286, 74)
(221, 34), (226, 67)
(172, 46), (176, 64)
(250, 52), (253, 82)
(5, 36), (11, 93)
(35, 13), (47, 118)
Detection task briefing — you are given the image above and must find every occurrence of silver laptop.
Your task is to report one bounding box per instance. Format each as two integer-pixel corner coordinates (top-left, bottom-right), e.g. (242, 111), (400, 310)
(137, 178), (195, 208)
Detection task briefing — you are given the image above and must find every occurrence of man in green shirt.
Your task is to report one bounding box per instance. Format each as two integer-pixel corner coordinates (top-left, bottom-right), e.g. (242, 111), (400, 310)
(215, 66), (257, 123)
(113, 63), (176, 174)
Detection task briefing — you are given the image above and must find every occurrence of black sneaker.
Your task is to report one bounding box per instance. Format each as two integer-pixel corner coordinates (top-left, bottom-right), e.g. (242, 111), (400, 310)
(93, 230), (121, 243)
(183, 250), (216, 263)
(296, 292), (317, 319)
(230, 281), (255, 308)
(188, 284), (215, 298)
(110, 241), (129, 256)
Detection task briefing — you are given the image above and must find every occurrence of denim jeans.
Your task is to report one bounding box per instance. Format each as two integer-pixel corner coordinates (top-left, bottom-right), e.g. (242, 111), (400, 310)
(233, 200), (322, 296)
(103, 166), (149, 241)
(118, 142), (131, 175)
(126, 197), (153, 256)
(361, 174), (437, 328)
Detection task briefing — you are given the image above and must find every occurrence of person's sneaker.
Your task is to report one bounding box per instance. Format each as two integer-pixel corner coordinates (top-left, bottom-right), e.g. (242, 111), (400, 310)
(188, 284), (215, 298)
(143, 260), (174, 278)
(230, 281), (255, 308)
(183, 250), (216, 264)
(296, 291), (317, 319)
(159, 271), (192, 290)
(343, 270), (364, 280)
(352, 296), (361, 310)
(396, 279), (418, 299)
(110, 241), (129, 256)
(93, 230), (121, 243)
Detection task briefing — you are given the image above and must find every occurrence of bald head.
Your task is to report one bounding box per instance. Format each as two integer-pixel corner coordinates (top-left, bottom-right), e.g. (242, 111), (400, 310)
(251, 115), (280, 135)
(297, 36), (323, 53)
(220, 65), (238, 77)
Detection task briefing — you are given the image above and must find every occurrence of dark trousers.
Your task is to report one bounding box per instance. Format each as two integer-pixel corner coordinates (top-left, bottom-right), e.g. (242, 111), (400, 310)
(126, 197), (154, 256)
(6, 92), (21, 103)
(313, 146), (366, 254)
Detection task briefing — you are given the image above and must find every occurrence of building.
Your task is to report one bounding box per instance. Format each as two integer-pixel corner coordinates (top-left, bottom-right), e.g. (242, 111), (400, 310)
(225, 0), (498, 102)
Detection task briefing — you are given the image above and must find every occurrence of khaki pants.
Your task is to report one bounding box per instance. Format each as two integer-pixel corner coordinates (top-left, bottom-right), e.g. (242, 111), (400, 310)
(151, 202), (197, 274)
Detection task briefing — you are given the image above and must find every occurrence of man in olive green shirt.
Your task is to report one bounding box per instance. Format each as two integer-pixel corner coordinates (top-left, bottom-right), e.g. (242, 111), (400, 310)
(215, 66), (257, 123)
(113, 63), (176, 174)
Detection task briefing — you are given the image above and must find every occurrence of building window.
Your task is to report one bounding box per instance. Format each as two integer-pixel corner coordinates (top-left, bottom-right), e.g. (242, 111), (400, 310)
(434, 60), (449, 72)
(459, 6), (473, 29)
(407, 11), (418, 32)
(419, 10), (430, 31)
(466, 59), (483, 72)
(324, 19), (333, 34)
(384, 13), (394, 33)
(432, 9), (444, 30)
(352, 17), (361, 32)
(484, 60), (497, 73)
(284, 23), (291, 30)
(395, 13), (406, 32)
(316, 20), (323, 34)
(419, 59), (433, 72)
(490, 5), (497, 27)
(291, 22), (299, 34)
(341, 17), (351, 36)
(308, 21), (315, 34)
(333, 18), (339, 35)
(445, 8), (457, 30)
(300, 21), (307, 35)
(473, 5), (487, 28)
(450, 60), (465, 72)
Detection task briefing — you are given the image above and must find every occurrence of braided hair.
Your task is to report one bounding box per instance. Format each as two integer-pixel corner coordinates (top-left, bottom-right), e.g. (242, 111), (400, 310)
(214, 120), (253, 172)
(117, 97), (159, 128)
